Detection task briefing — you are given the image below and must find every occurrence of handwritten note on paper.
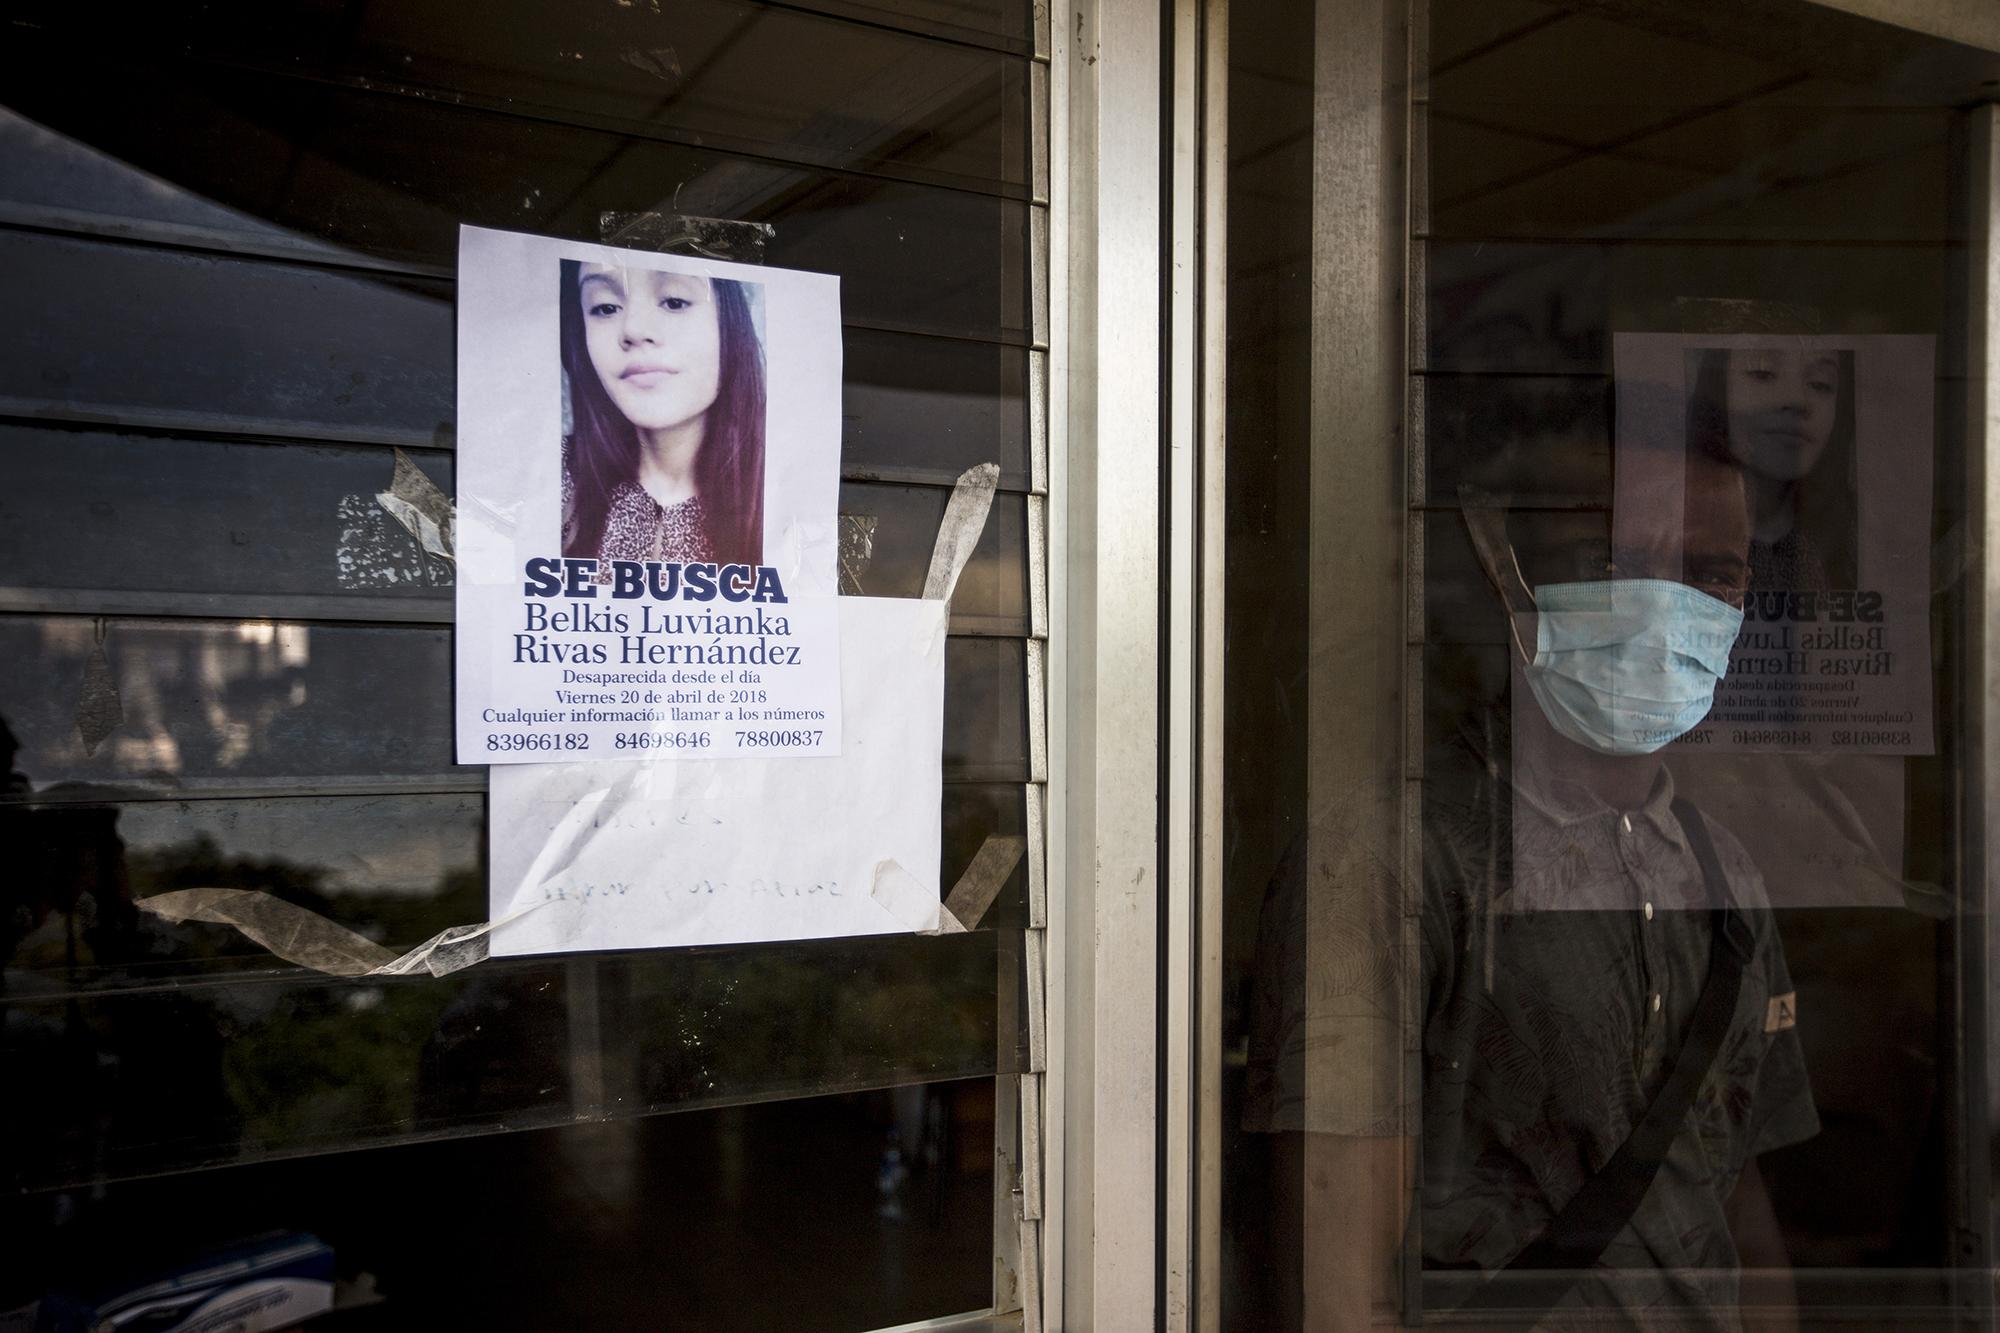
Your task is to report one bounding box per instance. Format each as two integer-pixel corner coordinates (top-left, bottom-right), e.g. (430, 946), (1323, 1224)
(487, 595), (947, 954)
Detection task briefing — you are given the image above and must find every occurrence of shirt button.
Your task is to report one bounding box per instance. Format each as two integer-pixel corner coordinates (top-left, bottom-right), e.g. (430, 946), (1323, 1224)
(1649, 992), (1662, 1013)
(1643, 901), (1654, 921)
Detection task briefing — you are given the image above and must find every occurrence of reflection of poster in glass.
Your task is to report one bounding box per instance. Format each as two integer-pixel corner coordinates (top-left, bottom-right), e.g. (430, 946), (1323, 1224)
(454, 224), (843, 764)
(1613, 333), (1935, 756)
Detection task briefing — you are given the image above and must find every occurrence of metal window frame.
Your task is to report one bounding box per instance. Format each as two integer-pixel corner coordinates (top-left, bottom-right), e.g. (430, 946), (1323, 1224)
(840, 4), (1058, 1329)
(1164, 0), (1229, 1327)
(1048, 0), (1167, 1325)
(864, 0), (1186, 1323)
(1954, 97), (2000, 1333)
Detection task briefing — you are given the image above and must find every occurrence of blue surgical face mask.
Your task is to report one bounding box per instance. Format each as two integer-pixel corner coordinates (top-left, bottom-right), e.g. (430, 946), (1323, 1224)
(1522, 579), (1744, 756)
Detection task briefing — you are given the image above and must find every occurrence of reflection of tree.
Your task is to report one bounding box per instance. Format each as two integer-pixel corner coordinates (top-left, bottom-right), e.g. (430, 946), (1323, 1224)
(14, 823), (1000, 1183)
(7, 816), (488, 1188)
(122, 837), (485, 1154)
(1, 785), (238, 1193)
(629, 940), (995, 1109)
(128, 835), (483, 955)
(223, 975), (458, 1153)
(136, 832), (334, 914)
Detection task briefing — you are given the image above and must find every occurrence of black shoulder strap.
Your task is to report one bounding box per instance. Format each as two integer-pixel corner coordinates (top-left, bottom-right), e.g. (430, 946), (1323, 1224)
(1457, 797), (1753, 1312)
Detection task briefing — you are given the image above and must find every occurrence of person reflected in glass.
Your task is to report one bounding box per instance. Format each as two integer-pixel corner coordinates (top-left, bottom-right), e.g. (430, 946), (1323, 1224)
(1428, 435), (1816, 1329)
(1245, 433), (1816, 1333)
(1687, 345), (1857, 594)
(559, 259), (767, 569)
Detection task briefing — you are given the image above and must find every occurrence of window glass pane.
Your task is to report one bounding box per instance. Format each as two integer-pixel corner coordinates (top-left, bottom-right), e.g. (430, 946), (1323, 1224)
(0, 617), (1028, 789)
(0, 434), (1030, 632)
(6, 930), (1001, 1187)
(1222, 0), (2000, 1327)
(0, 1085), (1000, 1329)
(0, 232), (1030, 482)
(0, 58), (1031, 341)
(6, 784), (1023, 993)
(782, 0), (1034, 52)
(8, 0), (1033, 194)
(1, 0), (1039, 1323)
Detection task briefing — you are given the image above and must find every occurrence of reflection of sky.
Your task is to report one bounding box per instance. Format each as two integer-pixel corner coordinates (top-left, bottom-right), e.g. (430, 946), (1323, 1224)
(3, 108), (286, 243)
(2, 108), (453, 455)
(1, 107), (415, 269)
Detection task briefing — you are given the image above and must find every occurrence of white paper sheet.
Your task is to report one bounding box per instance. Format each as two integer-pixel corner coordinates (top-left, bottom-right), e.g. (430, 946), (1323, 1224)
(488, 595), (947, 954)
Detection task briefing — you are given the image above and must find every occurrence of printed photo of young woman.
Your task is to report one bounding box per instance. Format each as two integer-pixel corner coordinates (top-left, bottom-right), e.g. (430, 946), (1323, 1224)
(559, 259), (768, 570)
(1685, 345), (1857, 594)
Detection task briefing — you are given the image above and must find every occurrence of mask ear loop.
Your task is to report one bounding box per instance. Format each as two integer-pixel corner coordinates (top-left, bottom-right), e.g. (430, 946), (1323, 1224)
(1457, 486), (1537, 668)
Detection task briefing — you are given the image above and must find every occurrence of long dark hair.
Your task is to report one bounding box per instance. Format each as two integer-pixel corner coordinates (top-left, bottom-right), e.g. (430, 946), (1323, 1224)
(1686, 346), (1858, 589)
(560, 259), (766, 565)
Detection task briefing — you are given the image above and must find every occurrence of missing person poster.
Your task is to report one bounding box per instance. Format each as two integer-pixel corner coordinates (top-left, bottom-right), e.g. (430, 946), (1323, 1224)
(1613, 332), (1936, 756)
(454, 224), (843, 764)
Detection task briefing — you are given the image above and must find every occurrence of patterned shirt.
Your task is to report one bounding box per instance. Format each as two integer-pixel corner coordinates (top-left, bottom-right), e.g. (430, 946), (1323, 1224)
(562, 450), (715, 568)
(1749, 527), (1831, 596)
(1245, 720), (1818, 1331)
